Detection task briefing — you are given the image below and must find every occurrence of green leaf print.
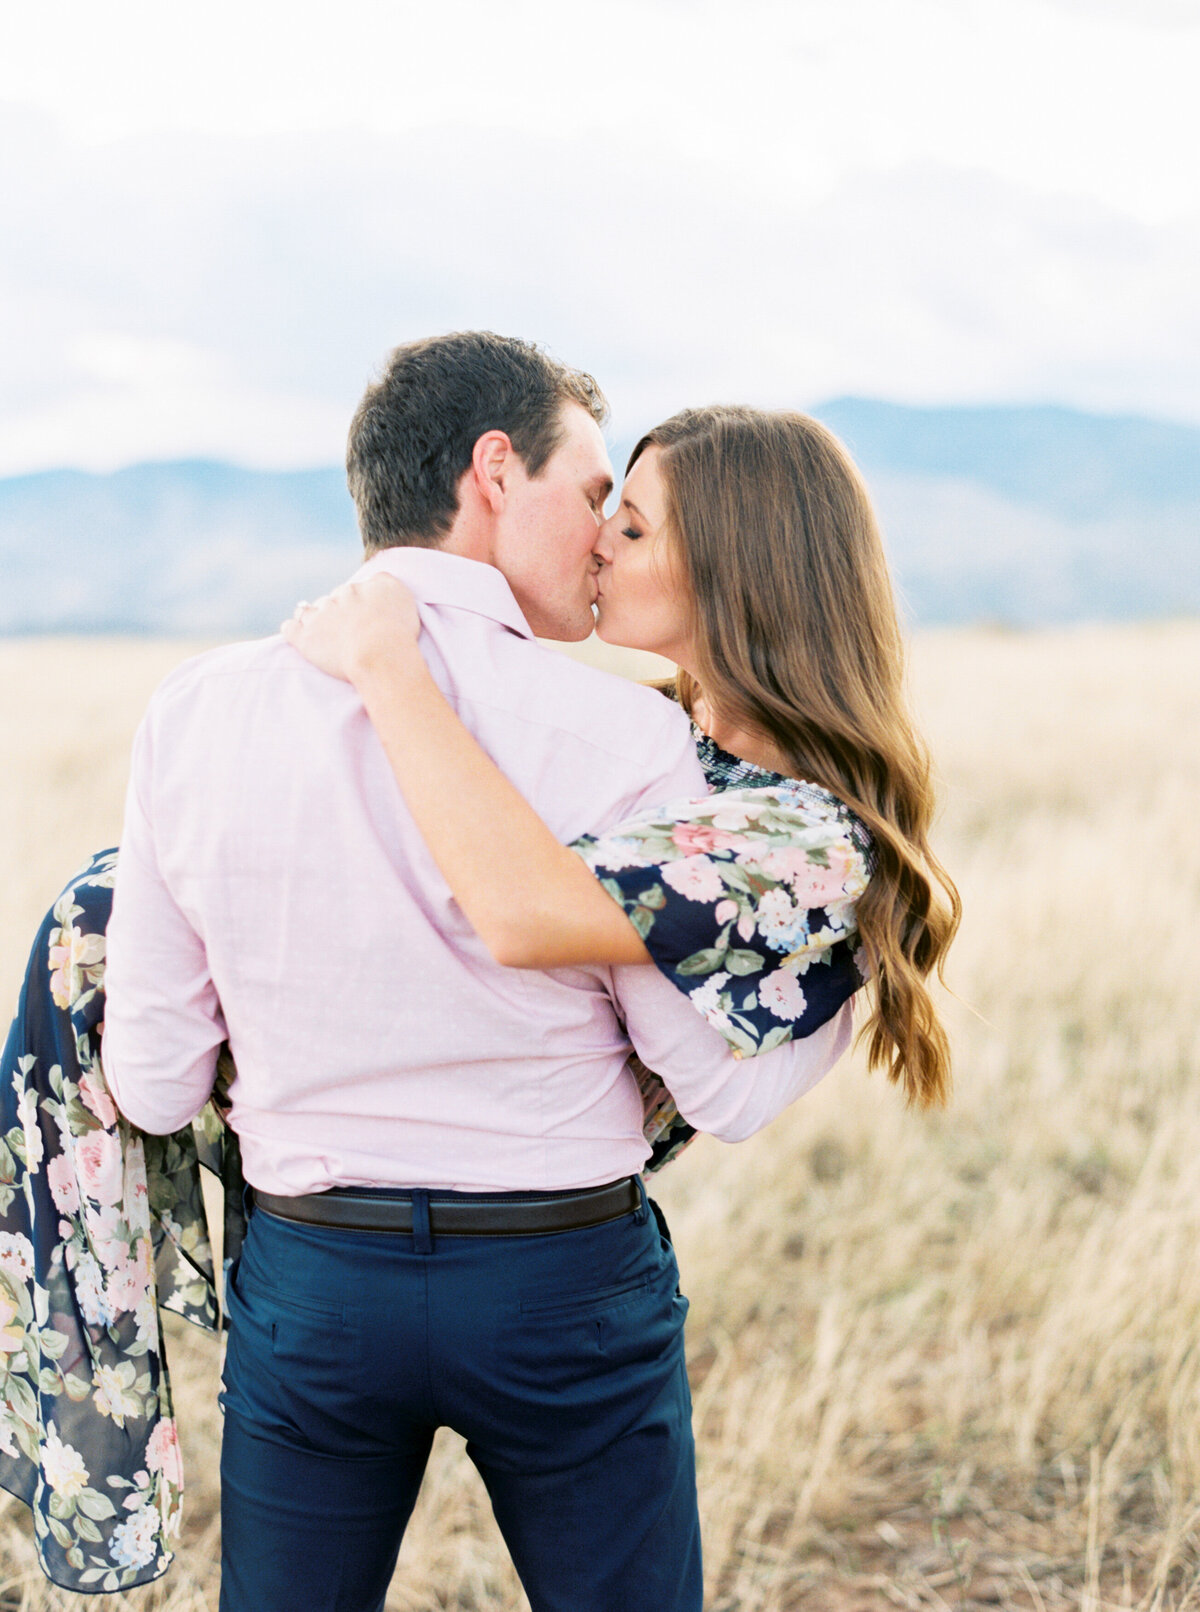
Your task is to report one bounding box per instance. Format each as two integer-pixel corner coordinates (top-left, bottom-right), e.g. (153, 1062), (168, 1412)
(713, 863), (756, 895)
(724, 949), (765, 976)
(77, 1489), (117, 1521)
(14, 1417), (40, 1463)
(38, 1327), (70, 1361)
(6, 1371), (36, 1422)
(47, 1516), (73, 1551)
(759, 1025), (794, 1053)
(722, 1023), (761, 1057)
(65, 1097), (101, 1135)
(676, 947), (729, 977)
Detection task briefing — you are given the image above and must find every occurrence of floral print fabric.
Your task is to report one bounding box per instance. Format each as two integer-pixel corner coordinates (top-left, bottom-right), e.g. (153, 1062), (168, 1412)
(576, 730), (874, 1170)
(0, 850), (237, 1593)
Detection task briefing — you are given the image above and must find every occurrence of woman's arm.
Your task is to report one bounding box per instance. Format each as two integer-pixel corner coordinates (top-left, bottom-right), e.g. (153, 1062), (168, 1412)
(281, 577), (651, 968)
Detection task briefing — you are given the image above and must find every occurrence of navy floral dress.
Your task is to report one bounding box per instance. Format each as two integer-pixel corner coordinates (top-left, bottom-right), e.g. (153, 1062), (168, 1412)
(0, 731), (872, 1590)
(575, 730), (874, 1168)
(0, 852), (240, 1592)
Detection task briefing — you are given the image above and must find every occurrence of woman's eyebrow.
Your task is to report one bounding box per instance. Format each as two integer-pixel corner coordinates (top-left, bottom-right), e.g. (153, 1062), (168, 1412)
(622, 498), (647, 520)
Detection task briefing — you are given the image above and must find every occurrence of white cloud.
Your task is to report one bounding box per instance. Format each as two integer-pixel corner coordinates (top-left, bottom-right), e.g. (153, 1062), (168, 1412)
(2, 111), (1198, 472)
(0, 0), (1197, 471)
(2, 0), (1198, 218)
(0, 362), (347, 476)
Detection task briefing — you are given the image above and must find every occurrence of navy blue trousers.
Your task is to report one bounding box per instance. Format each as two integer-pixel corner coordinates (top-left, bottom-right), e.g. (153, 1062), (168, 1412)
(218, 1187), (701, 1612)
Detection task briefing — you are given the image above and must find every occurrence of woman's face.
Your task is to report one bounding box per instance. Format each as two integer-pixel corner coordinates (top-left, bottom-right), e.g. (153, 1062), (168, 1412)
(592, 447), (693, 666)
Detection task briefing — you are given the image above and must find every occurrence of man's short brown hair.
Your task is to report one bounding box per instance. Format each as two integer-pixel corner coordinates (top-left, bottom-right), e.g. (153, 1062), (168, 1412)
(347, 331), (608, 553)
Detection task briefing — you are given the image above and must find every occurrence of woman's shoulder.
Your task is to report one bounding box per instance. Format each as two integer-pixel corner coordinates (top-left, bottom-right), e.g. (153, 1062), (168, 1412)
(689, 727), (873, 858)
(576, 733), (872, 875)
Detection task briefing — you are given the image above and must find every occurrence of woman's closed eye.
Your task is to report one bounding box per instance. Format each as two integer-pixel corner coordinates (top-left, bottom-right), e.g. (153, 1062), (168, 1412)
(621, 526), (642, 541)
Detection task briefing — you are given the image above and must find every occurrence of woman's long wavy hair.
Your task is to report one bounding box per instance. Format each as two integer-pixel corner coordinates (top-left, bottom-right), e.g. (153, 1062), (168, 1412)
(630, 406), (960, 1107)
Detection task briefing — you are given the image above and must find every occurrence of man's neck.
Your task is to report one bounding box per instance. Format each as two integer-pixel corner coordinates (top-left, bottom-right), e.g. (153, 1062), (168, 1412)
(437, 514), (497, 569)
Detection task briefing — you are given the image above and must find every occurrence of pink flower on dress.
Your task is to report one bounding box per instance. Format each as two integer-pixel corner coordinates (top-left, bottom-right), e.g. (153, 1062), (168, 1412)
(709, 802), (754, 832)
(79, 1068), (118, 1128)
(146, 1418), (184, 1487)
(89, 1205), (129, 1271)
(76, 1128), (124, 1206)
(106, 1246), (153, 1317)
(789, 861), (850, 907)
(671, 822), (741, 856)
(758, 846), (845, 906)
(661, 856), (727, 905)
(714, 899), (739, 925)
(47, 1154), (80, 1216)
(759, 847), (813, 882)
(0, 1232), (35, 1284)
(760, 970), (808, 1021)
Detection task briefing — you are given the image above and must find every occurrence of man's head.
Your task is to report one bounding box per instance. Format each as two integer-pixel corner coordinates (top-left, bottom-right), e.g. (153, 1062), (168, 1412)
(347, 332), (612, 639)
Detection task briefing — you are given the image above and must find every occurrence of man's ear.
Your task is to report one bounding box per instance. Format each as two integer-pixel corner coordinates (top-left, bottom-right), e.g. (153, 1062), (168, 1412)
(471, 430), (514, 515)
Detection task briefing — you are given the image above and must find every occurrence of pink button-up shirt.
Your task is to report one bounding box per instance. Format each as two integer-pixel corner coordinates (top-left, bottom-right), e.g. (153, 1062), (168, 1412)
(102, 547), (849, 1194)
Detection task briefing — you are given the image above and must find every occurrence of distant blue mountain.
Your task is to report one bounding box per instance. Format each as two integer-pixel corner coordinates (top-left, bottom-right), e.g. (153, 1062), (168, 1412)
(809, 400), (1200, 626)
(812, 399), (1200, 521)
(1, 403), (1197, 633)
(0, 461), (358, 634)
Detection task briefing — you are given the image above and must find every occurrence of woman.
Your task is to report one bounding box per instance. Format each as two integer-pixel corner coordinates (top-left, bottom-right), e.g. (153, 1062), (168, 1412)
(283, 405), (959, 1140)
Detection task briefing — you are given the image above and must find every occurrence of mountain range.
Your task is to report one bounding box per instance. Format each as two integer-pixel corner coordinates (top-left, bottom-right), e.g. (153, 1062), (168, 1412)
(2, 401), (1196, 635)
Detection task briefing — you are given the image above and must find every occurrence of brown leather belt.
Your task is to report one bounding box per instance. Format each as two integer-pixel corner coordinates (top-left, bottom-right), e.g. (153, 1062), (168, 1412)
(252, 1177), (641, 1238)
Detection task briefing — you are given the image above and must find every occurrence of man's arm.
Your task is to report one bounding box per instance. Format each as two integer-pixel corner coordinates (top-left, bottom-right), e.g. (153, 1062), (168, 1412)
(611, 963), (853, 1143)
(101, 707), (226, 1134)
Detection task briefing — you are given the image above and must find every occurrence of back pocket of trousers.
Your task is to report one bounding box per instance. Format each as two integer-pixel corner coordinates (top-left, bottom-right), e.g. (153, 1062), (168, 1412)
(519, 1276), (651, 1321)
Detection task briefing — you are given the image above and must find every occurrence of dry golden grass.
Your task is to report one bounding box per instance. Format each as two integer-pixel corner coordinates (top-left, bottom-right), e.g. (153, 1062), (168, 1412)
(1, 622), (1198, 1610)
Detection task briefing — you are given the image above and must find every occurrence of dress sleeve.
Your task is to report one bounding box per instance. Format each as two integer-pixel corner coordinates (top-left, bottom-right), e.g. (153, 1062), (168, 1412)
(572, 786), (873, 1059)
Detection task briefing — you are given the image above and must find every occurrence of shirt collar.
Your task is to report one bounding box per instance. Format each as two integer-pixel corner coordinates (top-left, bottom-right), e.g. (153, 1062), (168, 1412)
(351, 547), (534, 641)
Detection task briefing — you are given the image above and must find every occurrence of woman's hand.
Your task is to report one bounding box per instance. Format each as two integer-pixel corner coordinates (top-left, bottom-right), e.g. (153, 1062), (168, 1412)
(281, 575), (422, 685)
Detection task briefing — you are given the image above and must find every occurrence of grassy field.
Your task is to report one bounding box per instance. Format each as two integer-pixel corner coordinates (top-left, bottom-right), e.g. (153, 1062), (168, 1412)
(1, 623), (1198, 1610)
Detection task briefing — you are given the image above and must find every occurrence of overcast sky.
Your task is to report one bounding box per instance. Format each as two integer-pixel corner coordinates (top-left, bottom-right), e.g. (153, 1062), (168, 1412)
(2, 0), (1198, 474)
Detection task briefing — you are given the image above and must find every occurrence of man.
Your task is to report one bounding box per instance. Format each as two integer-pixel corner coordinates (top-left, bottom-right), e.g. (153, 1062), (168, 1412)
(102, 332), (850, 1612)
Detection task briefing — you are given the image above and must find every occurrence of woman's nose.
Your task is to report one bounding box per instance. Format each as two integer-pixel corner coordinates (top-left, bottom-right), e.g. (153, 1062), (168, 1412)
(593, 517), (615, 564)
